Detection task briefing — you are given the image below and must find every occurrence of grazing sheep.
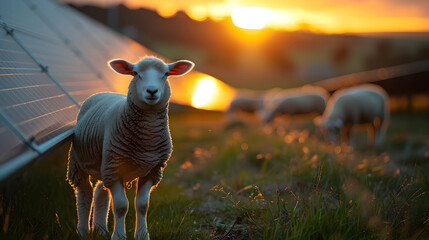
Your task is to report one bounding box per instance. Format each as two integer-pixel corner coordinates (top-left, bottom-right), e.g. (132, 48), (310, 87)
(314, 84), (389, 146)
(227, 89), (265, 120)
(67, 57), (194, 239)
(260, 86), (329, 123)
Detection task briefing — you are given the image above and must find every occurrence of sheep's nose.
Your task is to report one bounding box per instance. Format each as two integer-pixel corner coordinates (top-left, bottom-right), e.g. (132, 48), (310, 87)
(146, 89), (158, 95)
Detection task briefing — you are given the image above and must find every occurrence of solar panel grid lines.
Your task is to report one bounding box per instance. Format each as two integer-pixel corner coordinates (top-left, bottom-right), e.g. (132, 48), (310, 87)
(0, 0), (59, 41)
(0, 0), (128, 180)
(0, 126), (73, 182)
(0, 28), (80, 145)
(0, 119), (33, 165)
(1, 0), (115, 108)
(0, 108), (39, 153)
(22, 0), (71, 46)
(1, 0), (195, 181)
(22, 0), (116, 91)
(1, 26), (82, 108)
(0, 1), (83, 179)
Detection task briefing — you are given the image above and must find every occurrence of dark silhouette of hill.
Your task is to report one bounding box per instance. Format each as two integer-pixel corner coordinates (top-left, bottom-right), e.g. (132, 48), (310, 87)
(70, 4), (241, 56)
(70, 4), (363, 63)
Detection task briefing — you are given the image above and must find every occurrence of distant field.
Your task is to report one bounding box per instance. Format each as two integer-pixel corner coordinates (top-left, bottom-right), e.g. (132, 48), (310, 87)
(1, 110), (428, 239)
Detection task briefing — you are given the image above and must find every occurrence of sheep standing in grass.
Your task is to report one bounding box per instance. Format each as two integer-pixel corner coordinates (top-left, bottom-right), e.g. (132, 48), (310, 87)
(314, 84), (389, 146)
(67, 57), (194, 239)
(227, 89), (265, 120)
(260, 86), (329, 123)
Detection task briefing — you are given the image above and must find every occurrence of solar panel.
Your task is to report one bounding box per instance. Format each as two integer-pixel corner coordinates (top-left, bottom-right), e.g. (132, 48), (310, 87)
(313, 59), (429, 92)
(0, 27), (80, 144)
(0, 0), (119, 180)
(0, 0), (234, 181)
(0, 118), (33, 166)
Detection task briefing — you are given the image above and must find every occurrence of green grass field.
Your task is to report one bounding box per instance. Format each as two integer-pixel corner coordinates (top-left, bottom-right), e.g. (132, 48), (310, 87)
(1, 110), (429, 239)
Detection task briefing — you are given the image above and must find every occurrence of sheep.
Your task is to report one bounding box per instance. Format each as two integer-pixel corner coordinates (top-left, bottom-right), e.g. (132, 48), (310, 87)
(314, 84), (389, 146)
(66, 57), (194, 240)
(227, 89), (265, 120)
(260, 86), (329, 123)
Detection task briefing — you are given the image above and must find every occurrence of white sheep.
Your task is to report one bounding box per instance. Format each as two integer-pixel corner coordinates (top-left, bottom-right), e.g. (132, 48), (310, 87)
(227, 89), (265, 120)
(260, 86), (329, 123)
(314, 84), (389, 146)
(66, 57), (194, 239)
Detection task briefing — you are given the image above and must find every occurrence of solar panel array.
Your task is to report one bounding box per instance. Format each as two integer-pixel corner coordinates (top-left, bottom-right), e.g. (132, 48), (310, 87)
(313, 59), (429, 92)
(0, 0), (168, 180)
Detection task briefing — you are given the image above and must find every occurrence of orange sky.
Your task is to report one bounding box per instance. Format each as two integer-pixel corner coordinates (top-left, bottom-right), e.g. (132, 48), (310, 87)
(64, 0), (429, 33)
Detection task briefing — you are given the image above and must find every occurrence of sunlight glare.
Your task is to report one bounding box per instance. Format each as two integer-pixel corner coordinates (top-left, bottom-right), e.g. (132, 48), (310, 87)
(187, 5), (209, 21)
(169, 73), (235, 111)
(209, 4), (228, 21)
(191, 77), (216, 108)
(270, 9), (295, 29)
(156, 3), (177, 18)
(231, 6), (272, 30)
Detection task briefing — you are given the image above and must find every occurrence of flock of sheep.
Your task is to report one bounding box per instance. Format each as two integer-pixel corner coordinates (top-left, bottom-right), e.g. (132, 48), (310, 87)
(66, 57), (389, 239)
(228, 84), (389, 146)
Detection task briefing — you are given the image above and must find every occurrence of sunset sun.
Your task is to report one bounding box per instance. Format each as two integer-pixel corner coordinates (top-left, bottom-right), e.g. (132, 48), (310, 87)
(191, 77), (217, 108)
(231, 6), (272, 30)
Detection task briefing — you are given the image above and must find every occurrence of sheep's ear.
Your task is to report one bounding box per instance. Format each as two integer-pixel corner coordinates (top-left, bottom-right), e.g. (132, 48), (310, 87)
(168, 60), (195, 76)
(109, 59), (134, 75)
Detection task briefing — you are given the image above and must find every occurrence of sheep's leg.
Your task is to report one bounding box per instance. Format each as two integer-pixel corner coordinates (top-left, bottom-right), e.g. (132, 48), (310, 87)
(134, 178), (153, 240)
(375, 126), (384, 146)
(92, 181), (111, 235)
(341, 126), (352, 146)
(366, 124), (376, 145)
(345, 129), (351, 146)
(110, 181), (129, 240)
(373, 117), (385, 146)
(76, 176), (93, 236)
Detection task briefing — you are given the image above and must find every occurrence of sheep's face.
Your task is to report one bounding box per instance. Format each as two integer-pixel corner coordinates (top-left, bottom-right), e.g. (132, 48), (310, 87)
(109, 57), (195, 106)
(324, 118), (343, 143)
(133, 66), (169, 105)
(314, 116), (342, 143)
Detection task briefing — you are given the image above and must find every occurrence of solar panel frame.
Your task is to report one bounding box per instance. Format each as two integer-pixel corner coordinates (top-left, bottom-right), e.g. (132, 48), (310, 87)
(0, 112), (35, 164)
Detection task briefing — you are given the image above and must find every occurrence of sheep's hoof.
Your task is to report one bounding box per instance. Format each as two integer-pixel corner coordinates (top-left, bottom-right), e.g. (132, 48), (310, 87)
(111, 232), (126, 240)
(134, 232), (150, 240)
(93, 225), (109, 236)
(77, 226), (89, 237)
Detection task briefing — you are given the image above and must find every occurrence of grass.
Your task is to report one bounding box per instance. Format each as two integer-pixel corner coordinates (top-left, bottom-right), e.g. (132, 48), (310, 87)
(1, 110), (429, 239)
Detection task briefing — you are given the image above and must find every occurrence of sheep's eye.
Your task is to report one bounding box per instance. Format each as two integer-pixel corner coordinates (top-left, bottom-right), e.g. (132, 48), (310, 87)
(133, 71), (142, 79)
